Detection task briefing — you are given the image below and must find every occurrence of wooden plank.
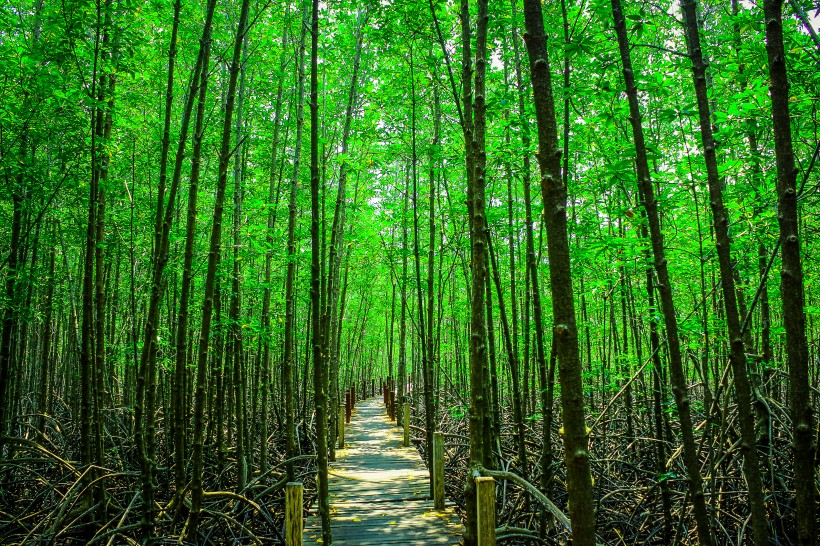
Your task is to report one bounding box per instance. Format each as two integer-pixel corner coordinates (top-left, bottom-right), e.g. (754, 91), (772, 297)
(304, 397), (463, 544)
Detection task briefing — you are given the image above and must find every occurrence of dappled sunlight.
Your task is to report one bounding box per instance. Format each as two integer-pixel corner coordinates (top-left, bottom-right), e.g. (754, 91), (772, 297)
(304, 397), (463, 544)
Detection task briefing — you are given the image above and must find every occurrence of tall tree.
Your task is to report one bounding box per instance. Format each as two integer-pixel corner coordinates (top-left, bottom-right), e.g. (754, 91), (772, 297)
(184, 0), (250, 537)
(281, 2), (303, 483)
(763, 1), (817, 543)
(459, 0), (491, 543)
(135, 0), (212, 536)
(679, 0), (769, 541)
(520, 1), (596, 544)
(608, 0), (714, 542)
(310, 0), (332, 541)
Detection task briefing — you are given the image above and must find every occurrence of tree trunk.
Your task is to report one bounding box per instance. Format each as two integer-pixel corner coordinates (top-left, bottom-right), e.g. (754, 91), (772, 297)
(283, 3), (306, 483)
(310, 0), (331, 540)
(184, 0), (249, 536)
(763, 1), (817, 542)
(607, 0), (714, 542)
(461, 0), (491, 543)
(171, 5), (213, 510)
(521, 2), (595, 544)
(135, 0), (209, 535)
(679, 1), (769, 541)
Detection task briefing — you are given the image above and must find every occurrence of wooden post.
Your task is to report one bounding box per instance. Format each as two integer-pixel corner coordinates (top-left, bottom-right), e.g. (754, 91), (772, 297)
(345, 392), (351, 423)
(388, 390), (396, 421)
(383, 383), (388, 405)
(285, 482), (303, 546)
(476, 476), (496, 546)
(433, 431), (445, 510)
(338, 405), (345, 449)
(403, 402), (410, 447)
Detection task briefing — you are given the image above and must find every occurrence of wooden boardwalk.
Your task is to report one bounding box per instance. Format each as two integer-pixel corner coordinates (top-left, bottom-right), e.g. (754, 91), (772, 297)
(304, 397), (463, 545)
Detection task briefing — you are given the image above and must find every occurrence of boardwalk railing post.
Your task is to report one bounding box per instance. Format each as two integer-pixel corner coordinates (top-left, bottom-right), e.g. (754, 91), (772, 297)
(338, 404), (345, 448)
(388, 390), (396, 421)
(476, 476), (496, 546)
(285, 482), (303, 546)
(403, 402), (410, 447)
(433, 431), (445, 510)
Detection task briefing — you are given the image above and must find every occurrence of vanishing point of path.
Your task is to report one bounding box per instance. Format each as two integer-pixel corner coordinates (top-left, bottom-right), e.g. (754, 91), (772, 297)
(304, 397), (463, 544)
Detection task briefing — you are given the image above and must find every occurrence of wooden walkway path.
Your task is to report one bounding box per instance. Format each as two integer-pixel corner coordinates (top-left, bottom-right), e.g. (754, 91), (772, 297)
(304, 397), (463, 545)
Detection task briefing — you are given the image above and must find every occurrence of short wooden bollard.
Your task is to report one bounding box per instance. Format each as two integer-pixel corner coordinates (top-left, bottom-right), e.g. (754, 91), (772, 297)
(345, 392), (351, 423)
(285, 482), (303, 546)
(433, 431), (445, 510)
(338, 405), (345, 448)
(383, 383), (388, 405)
(388, 391), (396, 421)
(476, 476), (496, 546)
(403, 402), (410, 447)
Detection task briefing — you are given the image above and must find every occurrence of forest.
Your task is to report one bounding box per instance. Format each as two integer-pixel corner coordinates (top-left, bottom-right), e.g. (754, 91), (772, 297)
(0, 0), (819, 543)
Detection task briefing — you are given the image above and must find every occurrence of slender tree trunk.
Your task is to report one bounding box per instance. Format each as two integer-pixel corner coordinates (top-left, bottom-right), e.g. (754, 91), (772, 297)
(460, 0), (490, 543)
(229, 34), (249, 492)
(521, 2), (595, 544)
(763, 1), (817, 542)
(283, 3), (307, 484)
(135, 0), (209, 535)
(184, 0), (249, 536)
(92, 24), (115, 504)
(324, 9), (365, 461)
(310, 0), (331, 540)
(426, 74), (439, 471)
(36, 244), (56, 438)
(485, 255), (499, 451)
(679, 2), (769, 541)
(399, 182), (409, 425)
(607, 0), (714, 542)
(499, 34), (526, 473)
(408, 44), (436, 487)
(171, 10), (213, 511)
(648, 269), (673, 542)
(0, 177), (23, 447)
